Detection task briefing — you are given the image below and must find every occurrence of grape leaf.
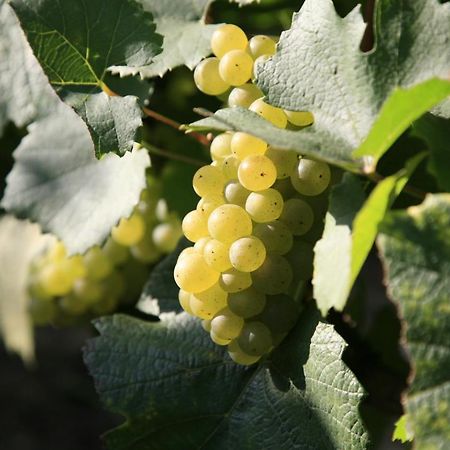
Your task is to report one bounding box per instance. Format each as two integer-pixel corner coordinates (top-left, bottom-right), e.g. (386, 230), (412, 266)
(10, 0), (163, 157)
(1, 103), (150, 255)
(84, 304), (370, 450)
(378, 194), (450, 449)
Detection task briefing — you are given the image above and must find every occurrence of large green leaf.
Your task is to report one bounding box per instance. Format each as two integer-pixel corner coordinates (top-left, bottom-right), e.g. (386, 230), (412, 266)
(1, 103), (150, 255)
(11, 0), (163, 156)
(84, 304), (370, 450)
(378, 194), (450, 449)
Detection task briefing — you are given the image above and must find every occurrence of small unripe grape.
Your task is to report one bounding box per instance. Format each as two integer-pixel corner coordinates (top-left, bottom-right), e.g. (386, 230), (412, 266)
(182, 210), (209, 242)
(219, 49), (253, 86)
(224, 181), (251, 207)
(284, 110), (314, 126)
(279, 198), (314, 235)
(194, 57), (229, 95)
(211, 308), (244, 340)
(207, 204), (252, 244)
(102, 238), (129, 265)
(211, 24), (248, 58)
(152, 221), (182, 253)
(227, 287), (266, 318)
(252, 254), (293, 295)
(238, 321), (272, 356)
(238, 154), (277, 191)
(231, 132), (267, 160)
(249, 98), (287, 128)
(228, 83), (263, 108)
(248, 35), (276, 59)
(210, 133), (232, 161)
(265, 147), (298, 179)
(197, 197), (224, 218)
(203, 239), (232, 272)
(222, 155), (240, 179)
(228, 340), (261, 365)
(179, 289), (194, 315)
(220, 268), (252, 293)
(112, 213), (146, 247)
(83, 246), (113, 281)
(253, 221), (293, 255)
(131, 234), (161, 264)
(210, 330), (231, 346)
(291, 158), (331, 196)
(245, 189), (284, 223)
(229, 236), (266, 272)
(190, 283), (228, 319)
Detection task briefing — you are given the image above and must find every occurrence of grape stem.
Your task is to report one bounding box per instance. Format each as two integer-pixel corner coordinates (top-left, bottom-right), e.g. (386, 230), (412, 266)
(141, 141), (206, 167)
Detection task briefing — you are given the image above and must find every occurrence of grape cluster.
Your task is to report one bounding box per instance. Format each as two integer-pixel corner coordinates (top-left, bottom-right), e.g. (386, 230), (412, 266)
(27, 176), (183, 326)
(175, 25), (331, 366)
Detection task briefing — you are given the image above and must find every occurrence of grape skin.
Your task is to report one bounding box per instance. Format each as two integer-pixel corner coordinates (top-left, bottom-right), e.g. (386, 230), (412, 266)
(231, 132), (267, 160)
(207, 204), (252, 244)
(245, 189), (284, 223)
(228, 84), (262, 108)
(194, 57), (230, 95)
(238, 155), (277, 191)
(219, 50), (254, 86)
(182, 210), (209, 243)
(249, 99), (287, 129)
(211, 24), (248, 58)
(279, 198), (315, 236)
(291, 158), (331, 196)
(211, 308), (244, 340)
(229, 236), (266, 272)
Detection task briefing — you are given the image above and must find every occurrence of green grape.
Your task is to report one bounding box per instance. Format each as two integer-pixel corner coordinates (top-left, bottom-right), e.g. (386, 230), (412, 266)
(197, 197), (224, 218)
(112, 213), (146, 247)
(248, 35), (276, 59)
(257, 294), (299, 334)
(249, 98), (287, 129)
(211, 308), (244, 340)
(102, 237), (129, 265)
(39, 264), (76, 297)
(194, 236), (211, 253)
(228, 83), (263, 108)
(219, 49), (253, 86)
(131, 233), (161, 264)
(182, 210), (209, 243)
(285, 240), (314, 282)
(229, 236), (266, 272)
(152, 221), (182, 253)
(210, 330), (231, 345)
(210, 133), (233, 161)
(253, 221), (293, 255)
(279, 198), (314, 235)
(63, 255), (87, 280)
(203, 239), (232, 272)
(190, 283), (228, 320)
(238, 155), (277, 191)
(179, 289), (194, 315)
(231, 132), (267, 160)
(174, 252), (220, 293)
(245, 189), (284, 223)
(177, 247), (197, 261)
(207, 204), (252, 244)
(102, 270), (125, 300)
(252, 254), (293, 295)
(272, 178), (297, 199)
(46, 241), (67, 262)
(193, 57), (229, 95)
(265, 147), (298, 179)
(220, 268), (252, 293)
(227, 287), (266, 318)
(29, 297), (56, 326)
(73, 277), (103, 304)
(238, 321), (272, 356)
(211, 24), (248, 58)
(284, 110), (314, 127)
(291, 158), (331, 196)
(90, 296), (119, 315)
(83, 246), (113, 281)
(224, 181), (251, 207)
(228, 340), (261, 365)
(193, 165), (226, 199)
(222, 155), (240, 179)
(202, 319), (211, 332)
(59, 295), (88, 315)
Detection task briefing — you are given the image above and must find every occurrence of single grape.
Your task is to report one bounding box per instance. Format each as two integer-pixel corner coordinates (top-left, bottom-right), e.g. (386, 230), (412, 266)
(228, 83), (263, 108)
(284, 110), (314, 127)
(102, 237), (129, 265)
(112, 213), (146, 247)
(238, 321), (272, 356)
(253, 221), (293, 255)
(203, 239), (232, 272)
(211, 308), (244, 340)
(152, 221), (182, 254)
(257, 294), (299, 334)
(182, 210), (209, 243)
(229, 236), (266, 272)
(38, 264), (75, 297)
(193, 57), (229, 95)
(197, 197), (224, 218)
(211, 24), (248, 58)
(46, 241), (67, 262)
(224, 181), (251, 207)
(202, 319), (212, 332)
(84, 246), (113, 281)
(219, 49), (254, 86)
(248, 35), (276, 59)
(210, 133), (233, 161)
(291, 158), (331, 196)
(245, 189), (284, 223)
(249, 99), (287, 128)
(177, 247), (197, 261)
(265, 147), (298, 179)
(227, 287), (266, 318)
(252, 254), (293, 295)
(131, 233), (161, 264)
(190, 283), (228, 319)
(228, 340), (261, 365)
(207, 204), (252, 244)
(222, 155), (240, 179)
(73, 277), (103, 304)
(238, 155), (277, 191)
(210, 330), (231, 346)
(231, 132), (267, 160)
(193, 165), (226, 199)
(63, 255), (87, 281)
(179, 289), (194, 315)
(279, 198), (314, 235)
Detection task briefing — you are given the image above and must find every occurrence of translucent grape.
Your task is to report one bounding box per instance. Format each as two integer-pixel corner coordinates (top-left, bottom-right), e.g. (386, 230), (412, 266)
(174, 252), (220, 293)
(252, 254), (293, 295)
(177, 247), (197, 261)
(224, 181), (251, 207)
(231, 132), (267, 160)
(229, 236), (266, 272)
(253, 221), (293, 255)
(211, 24), (248, 58)
(182, 210), (209, 242)
(152, 221), (182, 253)
(219, 50), (253, 86)
(211, 308), (244, 340)
(279, 198), (314, 235)
(112, 213), (145, 247)
(238, 155), (277, 191)
(238, 321), (272, 356)
(207, 204), (252, 244)
(197, 197), (224, 218)
(265, 147), (298, 179)
(179, 289), (194, 315)
(222, 155), (240, 179)
(193, 165), (226, 199)
(102, 238), (129, 265)
(203, 239), (232, 272)
(249, 98), (287, 128)
(220, 268), (252, 293)
(248, 35), (276, 59)
(193, 57), (229, 95)
(257, 294), (299, 334)
(131, 234), (161, 264)
(202, 319), (212, 332)
(73, 278), (103, 304)
(190, 283), (228, 319)
(228, 83), (262, 108)
(228, 340), (261, 365)
(210, 133), (232, 161)
(284, 110), (314, 127)
(245, 189), (284, 223)
(210, 330), (231, 346)
(227, 287), (266, 318)
(194, 236), (211, 253)
(291, 158), (331, 196)
(83, 246), (113, 281)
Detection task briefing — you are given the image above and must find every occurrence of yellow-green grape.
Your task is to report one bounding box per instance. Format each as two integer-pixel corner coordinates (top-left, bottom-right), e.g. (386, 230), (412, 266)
(265, 147), (298, 179)
(131, 233), (161, 264)
(46, 241), (67, 262)
(229, 236), (266, 272)
(203, 239), (232, 272)
(27, 274), (53, 301)
(291, 158), (331, 196)
(102, 237), (129, 265)
(190, 283), (228, 319)
(29, 297), (56, 326)
(245, 189), (284, 223)
(90, 296), (119, 315)
(228, 340), (261, 365)
(197, 197), (224, 218)
(220, 268), (252, 293)
(177, 246), (197, 262)
(228, 83), (263, 108)
(252, 254), (293, 295)
(272, 178), (297, 199)
(210, 133), (233, 161)
(152, 221), (182, 253)
(249, 98), (287, 128)
(202, 319), (211, 332)
(219, 49), (253, 86)
(231, 132), (267, 160)
(227, 287), (266, 318)
(257, 294), (299, 334)
(112, 213), (145, 247)
(64, 255), (87, 280)
(193, 165), (226, 199)
(38, 264), (76, 297)
(284, 110), (314, 126)
(238, 321), (272, 356)
(194, 236), (211, 253)
(211, 24), (248, 58)
(248, 35), (276, 59)
(59, 295), (88, 315)
(73, 277), (103, 304)
(193, 57), (230, 95)
(253, 221), (293, 255)
(211, 308), (244, 340)
(238, 155), (277, 191)
(279, 198), (314, 235)
(182, 210), (209, 242)
(174, 252), (220, 293)
(83, 246), (113, 281)
(222, 155), (240, 179)
(179, 289), (194, 315)
(207, 204), (252, 244)
(210, 330), (231, 346)
(224, 181), (251, 207)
